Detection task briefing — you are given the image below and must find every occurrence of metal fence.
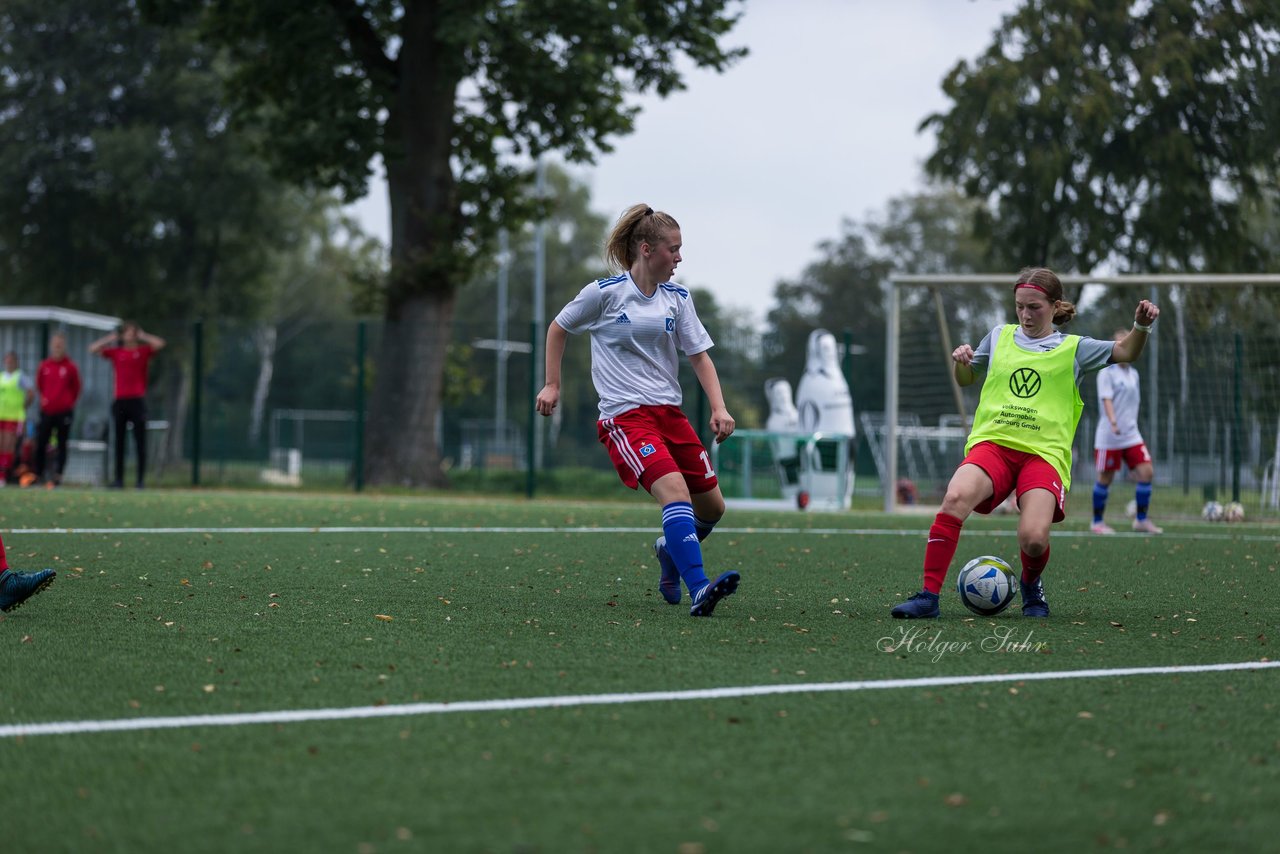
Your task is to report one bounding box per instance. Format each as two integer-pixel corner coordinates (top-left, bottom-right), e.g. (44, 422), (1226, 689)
(159, 318), (751, 492)
(44, 311), (1279, 519)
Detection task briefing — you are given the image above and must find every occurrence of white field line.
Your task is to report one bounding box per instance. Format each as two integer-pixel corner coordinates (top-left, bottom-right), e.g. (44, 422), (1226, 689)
(2, 660), (1275, 739)
(4, 525), (1278, 541)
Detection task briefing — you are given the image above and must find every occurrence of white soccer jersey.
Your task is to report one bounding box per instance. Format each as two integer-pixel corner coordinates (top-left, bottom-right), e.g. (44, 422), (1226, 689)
(555, 272), (713, 419)
(1093, 362), (1144, 451)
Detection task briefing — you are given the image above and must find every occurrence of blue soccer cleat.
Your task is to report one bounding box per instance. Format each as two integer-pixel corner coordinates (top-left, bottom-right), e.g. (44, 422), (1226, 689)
(0, 568), (56, 612)
(890, 590), (940, 619)
(689, 570), (740, 617)
(653, 536), (681, 604)
(1020, 577), (1050, 618)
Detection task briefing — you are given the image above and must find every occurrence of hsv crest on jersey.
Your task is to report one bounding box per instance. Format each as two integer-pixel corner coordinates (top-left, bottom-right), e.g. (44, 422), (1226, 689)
(638, 443), (656, 457)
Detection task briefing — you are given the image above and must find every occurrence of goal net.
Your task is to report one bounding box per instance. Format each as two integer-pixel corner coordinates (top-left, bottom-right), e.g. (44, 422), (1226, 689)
(881, 274), (1280, 519)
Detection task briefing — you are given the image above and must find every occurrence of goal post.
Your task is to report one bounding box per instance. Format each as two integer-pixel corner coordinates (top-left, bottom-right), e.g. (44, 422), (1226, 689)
(882, 273), (1280, 516)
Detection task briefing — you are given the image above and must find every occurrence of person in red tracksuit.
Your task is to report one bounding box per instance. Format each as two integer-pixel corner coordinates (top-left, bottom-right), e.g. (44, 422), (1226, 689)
(34, 332), (82, 487)
(89, 321), (166, 489)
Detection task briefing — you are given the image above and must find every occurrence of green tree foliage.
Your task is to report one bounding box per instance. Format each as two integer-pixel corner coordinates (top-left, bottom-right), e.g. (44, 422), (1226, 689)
(243, 194), (383, 446)
(144, 0), (747, 487)
(765, 186), (995, 422)
(450, 165), (766, 470)
(923, 0), (1280, 448)
(0, 0), (288, 324)
(182, 193), (383, 466)
(447, 164), (608, 468)
(767, 228), (890, 419)
(0, 0), (367, 470)
(677, 288), (766, 431)
(923, 0), (1280, 274)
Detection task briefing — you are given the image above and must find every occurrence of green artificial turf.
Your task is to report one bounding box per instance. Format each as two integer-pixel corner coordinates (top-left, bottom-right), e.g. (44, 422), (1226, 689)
(2, 488), (1276, 853)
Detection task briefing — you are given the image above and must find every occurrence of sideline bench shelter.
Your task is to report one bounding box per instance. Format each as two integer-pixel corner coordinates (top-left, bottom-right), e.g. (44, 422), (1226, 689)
(0, 306), (122, 484)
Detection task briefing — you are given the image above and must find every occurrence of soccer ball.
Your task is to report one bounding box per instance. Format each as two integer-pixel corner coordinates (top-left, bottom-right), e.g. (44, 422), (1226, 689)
(1202, 501), (1224, 522)
(1124, 499), (1138, 520)
(956, 555), (1017, 617)
(1224, 501), (1245, 522)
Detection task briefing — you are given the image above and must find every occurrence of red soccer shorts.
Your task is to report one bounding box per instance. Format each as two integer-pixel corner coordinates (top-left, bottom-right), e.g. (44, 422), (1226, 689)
(963, 441), (1066, 523)
(0, 420), (20, 434)
(1095, 443), (1151, 473)
(597, 404), (718, 494)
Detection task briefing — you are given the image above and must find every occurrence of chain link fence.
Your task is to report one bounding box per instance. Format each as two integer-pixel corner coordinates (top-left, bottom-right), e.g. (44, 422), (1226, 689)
(131, 318), (770, 495)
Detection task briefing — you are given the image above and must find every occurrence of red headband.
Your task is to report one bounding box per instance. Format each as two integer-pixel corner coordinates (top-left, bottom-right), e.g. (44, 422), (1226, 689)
(1015, 282), (1049, 295)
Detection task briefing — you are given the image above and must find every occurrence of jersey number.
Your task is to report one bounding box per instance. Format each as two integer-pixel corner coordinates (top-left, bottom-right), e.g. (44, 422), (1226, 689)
(699, 450), (715, 479)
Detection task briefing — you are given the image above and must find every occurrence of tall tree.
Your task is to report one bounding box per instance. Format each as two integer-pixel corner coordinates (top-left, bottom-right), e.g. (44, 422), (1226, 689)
(0, 0), (318, 470)
(146, 0), (746, 487)
(0, 0), (284, 323)
(922, 0), (1280, 274)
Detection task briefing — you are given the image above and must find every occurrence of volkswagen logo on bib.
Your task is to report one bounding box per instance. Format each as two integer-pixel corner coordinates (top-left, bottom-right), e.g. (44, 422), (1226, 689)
(1009, 367), (1041, 398)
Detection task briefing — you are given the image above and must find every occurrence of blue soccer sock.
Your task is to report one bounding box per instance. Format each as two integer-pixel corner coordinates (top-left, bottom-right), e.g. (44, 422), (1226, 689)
(662, 501), (709, 595)
(1135, 482), (1152, 521)
(1092, 482), (1110, 523)
(694, 514), (717, 542)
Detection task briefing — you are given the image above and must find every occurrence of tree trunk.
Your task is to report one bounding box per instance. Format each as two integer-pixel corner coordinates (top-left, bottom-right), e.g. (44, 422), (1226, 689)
(362, 0), (463, 488)
(363, 293), (454, 487)
(249, 324), (277, 447)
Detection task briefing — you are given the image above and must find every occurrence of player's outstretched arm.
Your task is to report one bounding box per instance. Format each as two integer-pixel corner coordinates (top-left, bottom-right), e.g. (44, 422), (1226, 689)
(1112, 300), (1161, 363)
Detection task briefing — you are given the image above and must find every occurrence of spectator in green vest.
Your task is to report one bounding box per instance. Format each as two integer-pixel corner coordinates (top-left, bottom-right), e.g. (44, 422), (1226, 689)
(0, 351), (34, 485)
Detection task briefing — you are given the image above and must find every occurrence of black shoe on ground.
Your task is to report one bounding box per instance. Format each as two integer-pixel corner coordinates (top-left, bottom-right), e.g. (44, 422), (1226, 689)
(891, 590), (941, 619)
(0, 568), (56, 612)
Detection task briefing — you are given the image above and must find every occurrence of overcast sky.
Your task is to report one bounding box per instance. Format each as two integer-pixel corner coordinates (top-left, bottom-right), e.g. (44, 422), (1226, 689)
(347, 0), (1022, 319)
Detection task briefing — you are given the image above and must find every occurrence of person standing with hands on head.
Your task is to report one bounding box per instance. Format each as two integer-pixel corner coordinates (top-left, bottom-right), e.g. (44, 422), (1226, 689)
(0, 351), (35, 485)
(34, 331), (82, 488)
(536, 203), (741, 617)
(1090, 329), (1161, 534)
(89, 321), (166, 489)
(891, 268), (1160, 619)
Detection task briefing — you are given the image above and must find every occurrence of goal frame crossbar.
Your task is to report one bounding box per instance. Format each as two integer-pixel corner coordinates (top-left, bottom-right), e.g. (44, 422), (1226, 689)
(882, 273), (1280, 513)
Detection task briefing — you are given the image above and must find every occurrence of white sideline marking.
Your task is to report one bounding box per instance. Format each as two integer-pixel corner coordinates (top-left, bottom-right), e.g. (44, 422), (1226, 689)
(3, 660), (1274, 739)
(5, 525), (913, 535)
(4, 525), (1278, 542)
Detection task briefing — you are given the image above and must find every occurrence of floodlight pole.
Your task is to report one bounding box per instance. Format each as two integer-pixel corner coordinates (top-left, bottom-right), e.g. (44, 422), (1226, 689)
(532, 157), (547, 470)
(495, 229), (509, 445)
(884, 284), (900, 513)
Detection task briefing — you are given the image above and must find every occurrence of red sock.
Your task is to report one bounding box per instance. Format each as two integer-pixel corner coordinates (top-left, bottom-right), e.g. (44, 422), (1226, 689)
(922, 513), (964, 593)
(0, 532), (7, 571)
(0, 451), (10, 478)
(1020, 545), (1050, 584)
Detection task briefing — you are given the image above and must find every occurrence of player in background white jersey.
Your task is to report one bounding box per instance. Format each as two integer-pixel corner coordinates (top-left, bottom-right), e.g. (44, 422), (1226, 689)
(1091, 329), (1163, 534)
(536, 204), (741, 617)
